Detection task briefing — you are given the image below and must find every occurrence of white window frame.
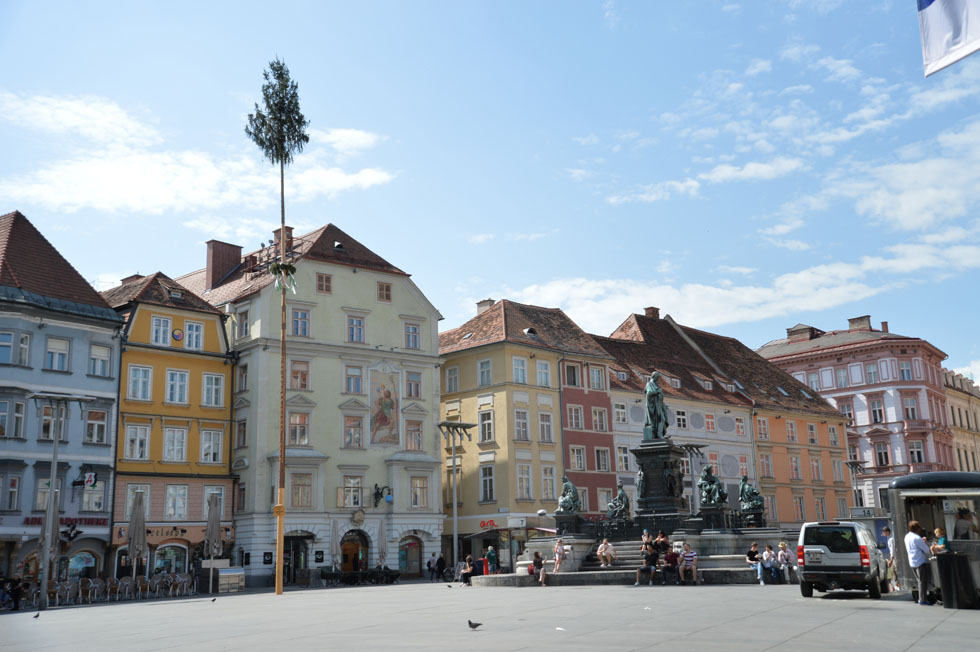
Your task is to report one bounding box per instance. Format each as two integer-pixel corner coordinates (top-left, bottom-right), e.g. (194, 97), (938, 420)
(185, 321), (204, 350)
(410, 476), (429, 508)
(203, 486), (224, 519)
(735, 417), (745, 435)
(899, 361), (912, 381)
(614, 403), (627, 424)
(909, 440), (925, 464)
(592, 407), (607, 432)
(344, 415), (364, 449)
(512, 357), (528, 384)
(590, 366), (605, 390)
(829, 426), (839, 447)
(35, 476), (62, 512)
(202, 373), (224, 407)
(406, 371), (422, 399)
(163, 427), (187, 462)
(125, 424), (149, 460)
(40, 405), (66, 441)
(446, 366), (459, 393)
(617, 446), (631, 472)
(151, 316), (171, 347)
(478, 410), (494, 442)
(536, 361), (551, 387)
(85, 409), (107, 444)
(760, 453), (773, 477)
(570, 445), (586, 471)
(478, 359), (492, 386)
(595, 447), (610, 472)
(675, 409), (688, 429)
(565, 363), (580, 387)
(236, 310), (250, 338)
(480, 465), (495, 502)
(790, 455), (802, 480)
(291, 308), (310, 337)
(237, 364), (248, 391)
(567, 405), (583, 430)
(45, 337), (70, 371)
(807, 423), (818, 445)
(81, 480), (105, 512)
(406, 419), (423, 451)
(165, 484), (188, 520)
(5, 474), (21, 510)
(201, 429), (222, 463)
(786, 420), (797, 442)
(289, 412), (310, 446)
(125, 484), (150, 519)
(542, 466), (556, 500)
(404, 323), (421, 350)
(514, 409), (529, 441)
(166, 369), (189, 404)
(875, 442), (890, 466)
(128, 365), (152, 400)
(516, 463), (532, 500)
(344, 365), (362, 394)
(347, 315), (365, 343)
(903, 397), (918, 420)
(870, 399), (884, 424)
(539, 412), (553, 442)
(756, 417), (769, 440)
(704, 413), (715, 432)
(88, 344), (111, 377)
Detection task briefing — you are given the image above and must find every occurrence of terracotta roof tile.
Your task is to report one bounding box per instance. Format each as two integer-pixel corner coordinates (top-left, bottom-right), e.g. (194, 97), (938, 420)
(177, 223), (406, 307)
(757, 327), (944, 360)
(439, 300), (612, 359)
(101, 272), (221, 315)
(0, 210), (120, 322)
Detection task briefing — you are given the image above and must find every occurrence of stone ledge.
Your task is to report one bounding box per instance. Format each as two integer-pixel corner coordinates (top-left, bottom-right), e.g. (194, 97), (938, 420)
(471, 567), (794, 587)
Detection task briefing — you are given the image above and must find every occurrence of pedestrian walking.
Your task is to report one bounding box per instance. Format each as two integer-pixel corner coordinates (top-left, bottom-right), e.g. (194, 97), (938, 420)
(436, 553), (447, 581)
(905, 521), (934, 605)
(427, 553), (438, 581)
(486, 546), (498, 574)
(9, 577), (25, 612)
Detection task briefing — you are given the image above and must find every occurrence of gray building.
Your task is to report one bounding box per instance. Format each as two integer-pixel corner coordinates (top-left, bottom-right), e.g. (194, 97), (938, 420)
(0, 211), (123, 580)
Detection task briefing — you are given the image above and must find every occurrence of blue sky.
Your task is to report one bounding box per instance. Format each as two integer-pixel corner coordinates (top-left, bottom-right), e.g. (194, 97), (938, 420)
(2, 1), (979, 378)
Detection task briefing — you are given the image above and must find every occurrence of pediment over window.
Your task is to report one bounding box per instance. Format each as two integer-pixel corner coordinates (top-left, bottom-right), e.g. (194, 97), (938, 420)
(232, 457), (248, 470)
(401, 402), (428, 415)
(286, 394), (317, 408)
(338, 398), (370, 411)
(233, 397), (251, 410)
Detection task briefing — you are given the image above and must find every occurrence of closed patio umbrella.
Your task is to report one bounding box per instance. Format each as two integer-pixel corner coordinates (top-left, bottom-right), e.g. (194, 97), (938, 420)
(204, 492), (222, 594)
(128, 492), (147, 581)
(331, 519), (340, 570)
(377, 518), (388, 567)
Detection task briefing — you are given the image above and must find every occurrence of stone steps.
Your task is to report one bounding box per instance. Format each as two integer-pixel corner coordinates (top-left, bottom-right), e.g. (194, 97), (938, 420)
(472, 567), (792, 587)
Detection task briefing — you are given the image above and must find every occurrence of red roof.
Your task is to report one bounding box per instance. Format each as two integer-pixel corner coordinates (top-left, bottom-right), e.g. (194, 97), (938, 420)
(0, 210), (119, 322)
(177, 223), (406, 306)
(101, 272), (221, 315)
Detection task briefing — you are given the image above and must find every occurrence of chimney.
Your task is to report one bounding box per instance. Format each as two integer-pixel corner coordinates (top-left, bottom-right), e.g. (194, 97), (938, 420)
(120, 274), (144, 285)
(206, 240), (242, 290)
(786, 324), (815, 343)
(476, 298), (495, 315)
(644, 306), (660, 319)
(847, 315), (872, 332)
(273, 226), (294, 251)
(881, 321), (889, 333)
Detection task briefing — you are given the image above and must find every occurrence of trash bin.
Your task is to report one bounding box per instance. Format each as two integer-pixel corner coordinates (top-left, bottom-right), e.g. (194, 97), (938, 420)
(935, 552), (978, 610)
(476, 558), (487, 576)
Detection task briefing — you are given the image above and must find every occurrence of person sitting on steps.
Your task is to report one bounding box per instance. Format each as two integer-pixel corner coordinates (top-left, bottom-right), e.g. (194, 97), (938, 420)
(680, 543), (699, 585)
(662, 545), (681, 585)
(596, 538), (617, 568)
(533, 551), (548, 586)
(634, 542), (658, 586)
(460, 555), (475, 586)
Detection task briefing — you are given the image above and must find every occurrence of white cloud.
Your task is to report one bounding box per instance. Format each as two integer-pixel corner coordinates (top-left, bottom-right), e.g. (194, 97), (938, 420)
(466, 233), (496, 244)
(602, 0), (620, 28)
(766, 237), (811, 250)
(717, 265), (756, 275)
(308, 128), (385, 156)
(0, 94), (393, 214)
(698, 156), (806, 183)
(759, 216), (804, 236)
(505, 239), (980, 332)
(780, 43), (820, 62)
(814, 56), (862, 82)
(745, 59), (773, 76)
(567, 168), (591, 181)
(606, 178), (700, 205)
(182, 214), (315, 245)
(781, 84), (814, 95)
(511, 232), (550, 241)
(573, 133), (600, 145)
(951, 360), (980, 382)
(721, 4), (741, 12)
(0, 91), (161, 146)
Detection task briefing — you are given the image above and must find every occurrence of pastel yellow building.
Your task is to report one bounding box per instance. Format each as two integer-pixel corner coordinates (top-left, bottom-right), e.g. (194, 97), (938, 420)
(102, 273), (234, 577)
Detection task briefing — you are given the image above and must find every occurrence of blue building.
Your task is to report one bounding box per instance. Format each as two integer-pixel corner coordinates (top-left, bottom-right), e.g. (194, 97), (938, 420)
(0, 211), (123, 581)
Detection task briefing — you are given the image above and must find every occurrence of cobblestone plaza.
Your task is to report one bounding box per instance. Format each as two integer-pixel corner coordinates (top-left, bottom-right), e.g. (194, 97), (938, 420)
(4, 582), (979, 651)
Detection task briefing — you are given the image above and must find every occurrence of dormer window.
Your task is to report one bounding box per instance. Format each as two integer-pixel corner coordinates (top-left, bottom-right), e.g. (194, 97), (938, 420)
(617, 371), (628, 381)
(776, 386), (789, 396)
(669, 377), (681, 389)
(462, 333), (473, 340)
(702, 380), (713, 391)
(523, 327), (538, 338)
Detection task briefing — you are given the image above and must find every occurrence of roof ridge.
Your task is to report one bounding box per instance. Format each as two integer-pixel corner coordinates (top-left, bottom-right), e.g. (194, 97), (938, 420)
(133, 272), (164, 303)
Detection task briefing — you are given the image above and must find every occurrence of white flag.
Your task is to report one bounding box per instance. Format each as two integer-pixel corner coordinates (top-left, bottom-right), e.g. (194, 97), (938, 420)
(918, 0), (980, 76)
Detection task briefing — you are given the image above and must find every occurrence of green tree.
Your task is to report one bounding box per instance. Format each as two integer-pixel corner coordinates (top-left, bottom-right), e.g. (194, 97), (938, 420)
(245, 58), (309, 597)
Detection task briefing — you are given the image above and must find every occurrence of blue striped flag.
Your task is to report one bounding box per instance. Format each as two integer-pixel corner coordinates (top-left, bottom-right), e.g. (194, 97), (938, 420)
(918, 0), (980, 76)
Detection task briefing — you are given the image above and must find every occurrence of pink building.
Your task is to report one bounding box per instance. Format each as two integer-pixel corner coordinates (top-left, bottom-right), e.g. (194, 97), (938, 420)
(758, 316), (953, 511)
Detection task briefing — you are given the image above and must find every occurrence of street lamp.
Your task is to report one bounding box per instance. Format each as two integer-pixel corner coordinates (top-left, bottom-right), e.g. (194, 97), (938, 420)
(845, 459), (868, 511)
(30, 392), (95, 610)
(437, 420), (476, 569)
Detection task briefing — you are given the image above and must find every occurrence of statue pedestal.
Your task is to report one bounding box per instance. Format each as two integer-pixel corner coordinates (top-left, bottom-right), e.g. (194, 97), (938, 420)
(555, 513), (585, 537)
(740, 508), (766, 528)
(631, 438), (686, 516)
(699, 505), (731, 531)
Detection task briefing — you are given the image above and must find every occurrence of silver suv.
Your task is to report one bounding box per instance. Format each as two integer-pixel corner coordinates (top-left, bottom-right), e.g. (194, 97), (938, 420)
(796, 521), (889, 599)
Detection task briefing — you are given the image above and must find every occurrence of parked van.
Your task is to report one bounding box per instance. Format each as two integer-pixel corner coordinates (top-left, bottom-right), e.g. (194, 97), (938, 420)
(797, 521), (888, 599)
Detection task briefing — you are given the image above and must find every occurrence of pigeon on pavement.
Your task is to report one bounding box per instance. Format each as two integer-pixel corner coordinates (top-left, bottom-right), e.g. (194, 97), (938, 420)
(33, 613), (39, 619)
(468, 620), (482, 630)
(211, 598), (217, 602)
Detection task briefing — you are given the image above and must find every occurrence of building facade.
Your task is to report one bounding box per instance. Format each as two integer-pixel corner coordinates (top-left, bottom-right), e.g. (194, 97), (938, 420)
(102, 273), (235, 578)
(178, 224), (443, 586)
(944, 370), (980, 473)
(0, 211), (123, 581)
(608, 308), (849, 526)
(595, 308), (757, 515)
(758, 316), (951, 512)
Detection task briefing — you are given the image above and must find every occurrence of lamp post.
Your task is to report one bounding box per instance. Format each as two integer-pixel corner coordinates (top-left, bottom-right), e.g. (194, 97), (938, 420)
(845, 459), (868, 512)
(30, 392), (95, 610)
(437, 421), (476, 569)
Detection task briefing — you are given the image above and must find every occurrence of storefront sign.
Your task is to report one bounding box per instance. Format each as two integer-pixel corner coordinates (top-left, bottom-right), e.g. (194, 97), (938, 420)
(263, 552), (273, 565)
(479, 519), (499, 529)
(315, 550), (324, 563)
(23, 516), (108, 526)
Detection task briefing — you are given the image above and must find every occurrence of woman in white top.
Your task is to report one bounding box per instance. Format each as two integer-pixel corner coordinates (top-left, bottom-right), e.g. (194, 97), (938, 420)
(553, 538), (567, 572)
(776, 541), (793, 584)
(761, 544), (779, 584)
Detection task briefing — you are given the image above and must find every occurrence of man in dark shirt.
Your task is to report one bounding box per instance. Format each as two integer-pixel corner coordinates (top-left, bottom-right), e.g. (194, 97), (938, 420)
(634, 543), (659, 586)
(662, 546), (681, 585)
(746, 541), (764, 585)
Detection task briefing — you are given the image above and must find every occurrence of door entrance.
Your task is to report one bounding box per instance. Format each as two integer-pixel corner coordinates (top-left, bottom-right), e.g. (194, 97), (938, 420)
(283, 535), (310, 584)
(340, 529), (369, 571)
(398, 536), (422, 577)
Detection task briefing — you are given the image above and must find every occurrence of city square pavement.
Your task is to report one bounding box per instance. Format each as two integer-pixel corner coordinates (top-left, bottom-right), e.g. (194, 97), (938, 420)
(3, 581), (979, 652)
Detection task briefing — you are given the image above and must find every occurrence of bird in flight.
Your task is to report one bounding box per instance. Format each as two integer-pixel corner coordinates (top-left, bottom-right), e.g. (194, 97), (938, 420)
(468, 620), (482, 630)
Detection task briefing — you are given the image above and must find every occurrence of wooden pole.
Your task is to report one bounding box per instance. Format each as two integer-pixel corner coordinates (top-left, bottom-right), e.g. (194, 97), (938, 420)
(275, 159), (287, 595)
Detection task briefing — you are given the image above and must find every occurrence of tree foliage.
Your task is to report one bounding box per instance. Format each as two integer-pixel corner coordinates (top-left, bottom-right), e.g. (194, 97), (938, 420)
(245, 58), (310, 167)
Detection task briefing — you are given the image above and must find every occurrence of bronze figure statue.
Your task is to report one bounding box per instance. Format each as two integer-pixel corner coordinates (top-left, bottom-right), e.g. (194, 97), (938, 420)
(606, 482), (630, 520)
(662, 460), (683, 497)
(697, 465), (728, 506)
(643, 372), (670, 441)
(636, 466), (646, 498)
(557, 475), (581, 514)
(738, 475), (764, 511)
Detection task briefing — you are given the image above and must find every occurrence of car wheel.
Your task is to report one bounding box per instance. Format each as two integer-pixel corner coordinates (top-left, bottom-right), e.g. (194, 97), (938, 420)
(800, 581), (813, 598)
(880, 575), (890, 594)
(868, 575), (881, 600)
